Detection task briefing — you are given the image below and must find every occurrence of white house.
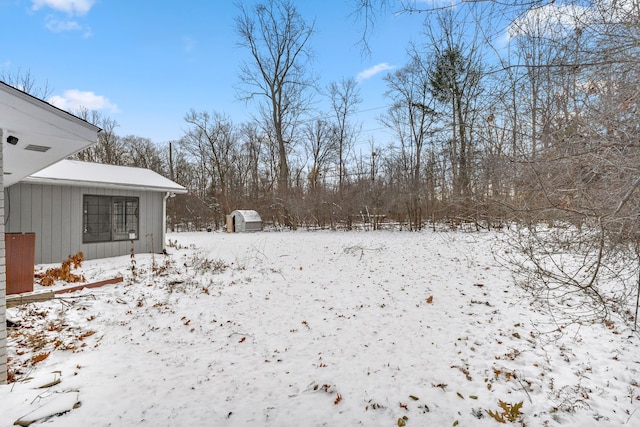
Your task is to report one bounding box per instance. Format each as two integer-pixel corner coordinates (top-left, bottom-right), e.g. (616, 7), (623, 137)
(0, 81), (100, 384)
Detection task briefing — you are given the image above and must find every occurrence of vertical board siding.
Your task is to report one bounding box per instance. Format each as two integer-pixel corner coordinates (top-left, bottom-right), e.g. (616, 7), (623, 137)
(5, 183), (166, 264)
(30, 185), (42, 264)
(142, 192), (160, 254)
(19, 184), (29, 231)
(52, 187), (73, 258)
(60, 186), (72, 261)
(49, 185), (62, 263)
(69, 188), (81, 254)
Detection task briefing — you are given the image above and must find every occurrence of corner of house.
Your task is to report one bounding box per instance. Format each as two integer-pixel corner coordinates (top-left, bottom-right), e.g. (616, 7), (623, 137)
(0, 128), (7, 384)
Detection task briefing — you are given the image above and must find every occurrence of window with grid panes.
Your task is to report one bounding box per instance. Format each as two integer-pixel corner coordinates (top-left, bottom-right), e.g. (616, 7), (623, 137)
(83, 195), (139, 243)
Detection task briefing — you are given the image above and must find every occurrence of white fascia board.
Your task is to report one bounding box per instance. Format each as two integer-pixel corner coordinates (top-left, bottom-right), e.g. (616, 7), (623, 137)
(21, 176), (188, 193)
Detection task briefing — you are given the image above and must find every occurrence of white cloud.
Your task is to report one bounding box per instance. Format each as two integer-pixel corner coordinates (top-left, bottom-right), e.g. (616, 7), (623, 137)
(356, 63), (395, 83)
(44, 16), (92, 36)
(49, 89), (119, 114)
(31, 0), (95, 16)
(45, 17), (81, 32)
(508, 3), (589, 39)
(182, 36), (196, 54)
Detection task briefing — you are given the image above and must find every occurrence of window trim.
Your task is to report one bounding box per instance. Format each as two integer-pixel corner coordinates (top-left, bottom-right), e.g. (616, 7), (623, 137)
(83, 195), (139, 243)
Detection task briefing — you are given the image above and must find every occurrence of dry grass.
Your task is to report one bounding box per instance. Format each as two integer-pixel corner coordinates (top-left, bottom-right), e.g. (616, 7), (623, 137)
(36, 252), (86, 286)
(7, 306), (101, 383)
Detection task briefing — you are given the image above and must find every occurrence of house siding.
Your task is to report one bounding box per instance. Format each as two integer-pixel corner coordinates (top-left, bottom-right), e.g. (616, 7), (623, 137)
(5, 183), (164, 264)
(0, 129), (7, 384)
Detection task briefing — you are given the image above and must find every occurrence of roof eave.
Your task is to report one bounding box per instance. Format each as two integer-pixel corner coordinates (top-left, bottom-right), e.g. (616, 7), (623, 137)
(0, 81), (101, 134)
(21, 176), (188, 193)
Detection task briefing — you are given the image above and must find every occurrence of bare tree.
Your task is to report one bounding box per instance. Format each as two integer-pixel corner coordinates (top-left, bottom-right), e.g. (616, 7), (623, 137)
(167, 143), (199, 191)
(235, 0), (316, 194)
(238, 121), (267, 202)
(121, 135), (166, 174)
(381, 53), (437, 229)
(181, 110), (239, 224)
(327, 77), (362, 193)
(348, 0), (553, 56)
(303, 119), (336, 191)
(426, 10), (484, 214)
(497, 0), (640, 329)
(0, 68), (53, 99)
(509, 9), (565, 159)
(73, 109), (124, 164)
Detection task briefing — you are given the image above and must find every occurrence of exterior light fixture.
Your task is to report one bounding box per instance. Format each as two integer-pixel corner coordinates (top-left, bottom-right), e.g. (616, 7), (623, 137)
(6, 135), (18, 145)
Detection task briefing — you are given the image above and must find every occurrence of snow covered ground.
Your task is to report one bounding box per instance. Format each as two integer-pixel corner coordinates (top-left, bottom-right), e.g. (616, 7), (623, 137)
(1, 230), (639, 426)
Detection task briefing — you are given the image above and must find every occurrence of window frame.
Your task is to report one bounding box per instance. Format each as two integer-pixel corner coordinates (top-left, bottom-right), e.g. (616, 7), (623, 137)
(82, 195), (139, 243)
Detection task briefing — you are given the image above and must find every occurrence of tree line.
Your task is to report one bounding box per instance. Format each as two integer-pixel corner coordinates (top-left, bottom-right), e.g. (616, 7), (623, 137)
(7, 0), (639, 238)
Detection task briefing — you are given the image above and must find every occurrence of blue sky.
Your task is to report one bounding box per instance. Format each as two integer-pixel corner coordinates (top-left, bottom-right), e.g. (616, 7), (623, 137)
(0, 0), (428, 148)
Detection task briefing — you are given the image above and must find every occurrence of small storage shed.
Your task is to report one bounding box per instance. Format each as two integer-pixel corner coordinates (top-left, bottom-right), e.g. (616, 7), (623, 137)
(227, 210), (263, 232)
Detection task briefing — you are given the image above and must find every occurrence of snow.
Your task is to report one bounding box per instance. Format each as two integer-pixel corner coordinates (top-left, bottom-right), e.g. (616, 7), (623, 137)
(13, 391), (80, 426)
(2, 230), (640, 426)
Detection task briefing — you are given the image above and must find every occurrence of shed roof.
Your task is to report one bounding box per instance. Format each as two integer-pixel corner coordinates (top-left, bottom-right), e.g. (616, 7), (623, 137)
(22, 159), (187, 193)
(232, 210), (262, 222)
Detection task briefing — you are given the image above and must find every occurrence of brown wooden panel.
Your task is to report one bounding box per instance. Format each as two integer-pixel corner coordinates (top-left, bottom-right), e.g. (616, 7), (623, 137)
(6, 233), (35, 295)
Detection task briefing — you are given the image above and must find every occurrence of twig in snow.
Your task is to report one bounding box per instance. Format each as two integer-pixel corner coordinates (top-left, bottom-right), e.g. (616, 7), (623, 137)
(625, 409), (637, 424)
(343, 245), (385, 260)
(514, 371), (533, 403)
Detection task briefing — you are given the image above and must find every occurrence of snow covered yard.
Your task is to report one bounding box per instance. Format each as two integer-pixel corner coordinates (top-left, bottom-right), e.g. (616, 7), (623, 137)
(1, 230), (640, 426)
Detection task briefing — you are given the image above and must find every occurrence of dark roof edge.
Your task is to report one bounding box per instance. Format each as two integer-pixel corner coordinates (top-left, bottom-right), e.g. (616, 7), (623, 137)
(0, 80), (102, 133)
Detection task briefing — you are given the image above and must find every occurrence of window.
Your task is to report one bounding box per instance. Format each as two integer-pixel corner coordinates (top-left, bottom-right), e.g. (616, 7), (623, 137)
(83, 195), (139, 243)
